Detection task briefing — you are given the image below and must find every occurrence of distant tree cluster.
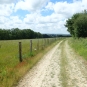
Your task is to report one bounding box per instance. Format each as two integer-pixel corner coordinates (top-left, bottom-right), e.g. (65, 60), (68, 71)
(42, 34), (52, 38)
(65, 10), (87, 38)
(0, 28), (42, 40)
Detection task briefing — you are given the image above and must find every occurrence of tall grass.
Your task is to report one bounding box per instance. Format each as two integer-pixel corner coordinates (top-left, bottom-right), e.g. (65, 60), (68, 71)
(69, 38), (87, 60)
(0, 38), (62, 87)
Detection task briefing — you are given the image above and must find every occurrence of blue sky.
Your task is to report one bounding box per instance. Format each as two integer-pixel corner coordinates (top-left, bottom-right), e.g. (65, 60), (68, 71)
(0, 0), (87, 34)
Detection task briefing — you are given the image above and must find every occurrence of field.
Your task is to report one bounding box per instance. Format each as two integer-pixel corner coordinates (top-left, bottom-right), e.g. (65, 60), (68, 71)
(0, 38), (60, 87)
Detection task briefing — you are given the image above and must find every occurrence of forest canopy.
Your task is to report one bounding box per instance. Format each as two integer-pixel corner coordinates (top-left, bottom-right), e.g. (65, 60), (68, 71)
(0, 28), (42, 40)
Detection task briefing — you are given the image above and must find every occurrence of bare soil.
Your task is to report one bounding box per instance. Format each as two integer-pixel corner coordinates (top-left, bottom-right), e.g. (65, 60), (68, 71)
(15, 40), (87, 87)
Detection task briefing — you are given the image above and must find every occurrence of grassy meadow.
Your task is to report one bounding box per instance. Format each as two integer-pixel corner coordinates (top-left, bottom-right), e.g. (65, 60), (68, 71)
(69, 38), (87, 60)
(0, 38), (61, 87)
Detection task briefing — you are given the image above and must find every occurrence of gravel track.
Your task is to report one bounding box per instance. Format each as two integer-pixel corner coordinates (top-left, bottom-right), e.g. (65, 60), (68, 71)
(16, 40), (87, 87)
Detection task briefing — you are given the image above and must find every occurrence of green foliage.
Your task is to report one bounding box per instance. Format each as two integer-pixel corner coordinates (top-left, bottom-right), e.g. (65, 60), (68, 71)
(65, 11), (87, 38)
(69, 38), (87, 60)
(74, 14), (87, 37)
(0, 28), (42, 40)
(65, 13), (80, 37)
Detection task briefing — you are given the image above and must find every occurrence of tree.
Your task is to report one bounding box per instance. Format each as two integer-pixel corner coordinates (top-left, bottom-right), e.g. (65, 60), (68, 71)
(65, 11), (87, 38)
(65, 13), (81, 38)
(0, 28), (43, 40)
(74, 14), (87, 38)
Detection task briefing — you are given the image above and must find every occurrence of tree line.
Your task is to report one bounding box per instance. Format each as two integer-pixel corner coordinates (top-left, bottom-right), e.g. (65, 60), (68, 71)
(65, 10), (87, 38)
(0, 28), (42, 40)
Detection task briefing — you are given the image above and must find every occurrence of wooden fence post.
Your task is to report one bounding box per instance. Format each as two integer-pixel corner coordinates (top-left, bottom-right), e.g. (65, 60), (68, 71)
(48, 39), (49, 44)
(42, 39), (44, 50)
(55, 38), (56, 41)
(44, 39), (46, 47)
(0, 45), (1, 48)
(37, 39), (39, 50)
(30, 40), (32, 53)
(19, 42), (22, 62)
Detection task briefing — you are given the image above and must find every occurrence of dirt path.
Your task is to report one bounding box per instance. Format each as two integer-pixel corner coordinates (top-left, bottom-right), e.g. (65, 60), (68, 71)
(16, 40), (87, 87)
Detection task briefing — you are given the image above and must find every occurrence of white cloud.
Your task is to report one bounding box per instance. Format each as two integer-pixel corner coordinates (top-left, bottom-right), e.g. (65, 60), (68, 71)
(45, 2), (54, 10)
(24, 13), (38, 24)
(0, 0), (15, 4)
(0, 16), (9, 24)
(0, 16), (23, 29)
(22, 12), (68, 34)
(15, 0), (49, 12)
(10, 16), (22, 24)
(0, 4), (14, 16)
(46, 1), (78, 18)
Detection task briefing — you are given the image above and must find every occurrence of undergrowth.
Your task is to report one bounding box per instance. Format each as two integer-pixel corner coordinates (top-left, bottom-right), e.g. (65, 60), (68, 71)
(68, 38), (87, 60)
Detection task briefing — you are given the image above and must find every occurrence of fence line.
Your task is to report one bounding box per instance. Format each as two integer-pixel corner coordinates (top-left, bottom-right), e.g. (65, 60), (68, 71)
(19, 42), (22, 62)
(18, 38), (58, 62)
(30, 40), (32, 53)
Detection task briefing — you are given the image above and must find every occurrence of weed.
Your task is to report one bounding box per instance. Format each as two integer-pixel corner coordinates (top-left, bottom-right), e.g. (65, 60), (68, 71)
(69, 38), (87, 60)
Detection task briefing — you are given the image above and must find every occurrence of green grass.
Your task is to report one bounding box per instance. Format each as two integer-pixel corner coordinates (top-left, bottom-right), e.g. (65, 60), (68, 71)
(68, 38), (87, 60)
(59, 40), (68, 87)
(0, 38), (63, 87)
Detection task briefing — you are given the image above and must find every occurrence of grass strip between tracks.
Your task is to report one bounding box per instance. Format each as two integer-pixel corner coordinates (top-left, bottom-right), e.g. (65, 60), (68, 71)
(59, 40), (69, 87)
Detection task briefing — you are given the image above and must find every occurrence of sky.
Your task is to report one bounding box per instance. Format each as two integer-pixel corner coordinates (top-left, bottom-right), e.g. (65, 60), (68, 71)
(0, 0), (87, 34)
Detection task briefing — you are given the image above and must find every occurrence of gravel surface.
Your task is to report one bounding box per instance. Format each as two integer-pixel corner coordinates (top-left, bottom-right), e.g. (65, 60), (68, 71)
(16, 40), (87, 87)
